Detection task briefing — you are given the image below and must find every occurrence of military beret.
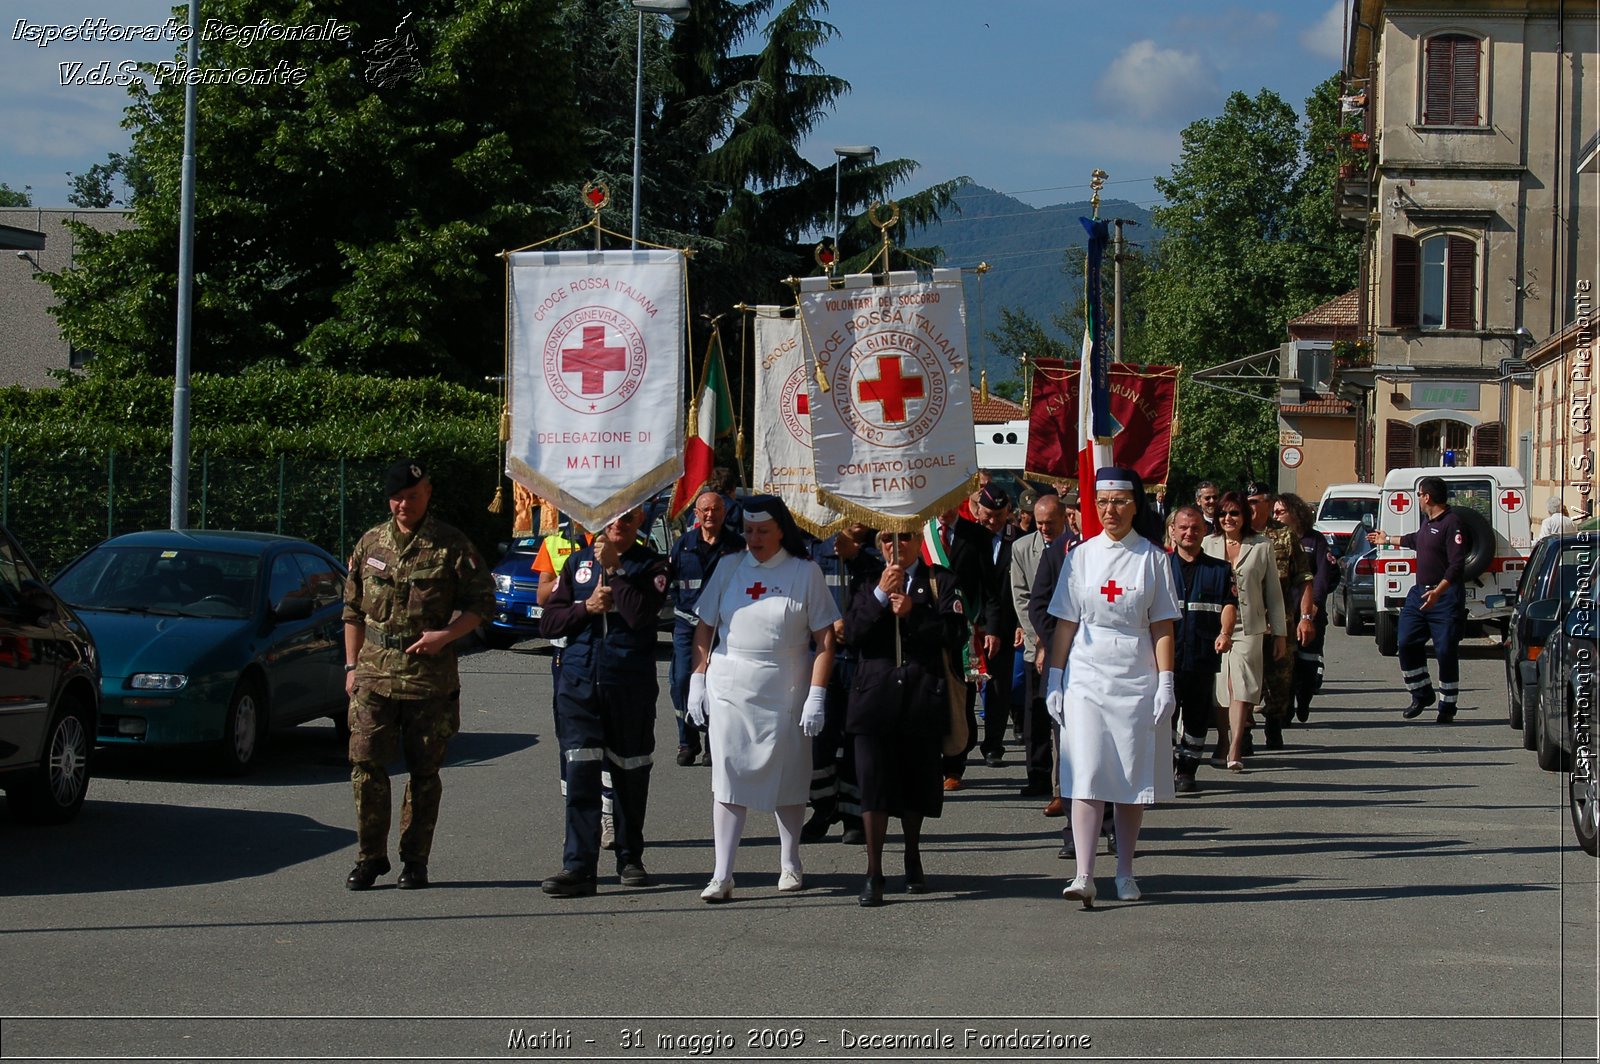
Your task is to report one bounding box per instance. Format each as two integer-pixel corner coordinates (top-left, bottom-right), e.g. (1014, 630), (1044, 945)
(384, 458), (427, 496)
(1245, 481), (1271, 499)
(977, 482), (1013, 510)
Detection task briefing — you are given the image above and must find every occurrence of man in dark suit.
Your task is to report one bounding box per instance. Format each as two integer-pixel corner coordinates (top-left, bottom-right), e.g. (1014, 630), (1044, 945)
(968, 482), (1019, 769)
(934, 504), (985, 789)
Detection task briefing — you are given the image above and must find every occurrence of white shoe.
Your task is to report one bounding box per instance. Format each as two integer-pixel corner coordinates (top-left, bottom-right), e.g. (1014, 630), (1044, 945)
(777, 867), (804, 892)
(1115, 875), (1141, 901)
(1062, 874), (1096, 908)
(700, 877), (734, 903)
(600, 813), (616, 851)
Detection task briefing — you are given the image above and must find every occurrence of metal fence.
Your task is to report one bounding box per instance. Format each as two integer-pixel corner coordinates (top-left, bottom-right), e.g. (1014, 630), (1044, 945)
(1, 446), (391, 575)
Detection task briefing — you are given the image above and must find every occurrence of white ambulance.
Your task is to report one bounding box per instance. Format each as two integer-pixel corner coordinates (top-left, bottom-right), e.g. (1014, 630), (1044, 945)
(1370, 465), (1533, 656)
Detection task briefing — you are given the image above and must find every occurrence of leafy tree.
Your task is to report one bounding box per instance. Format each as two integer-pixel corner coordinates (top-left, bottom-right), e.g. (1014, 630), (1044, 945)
(66, 152), (149, 208)
(0, 183), (31, 207)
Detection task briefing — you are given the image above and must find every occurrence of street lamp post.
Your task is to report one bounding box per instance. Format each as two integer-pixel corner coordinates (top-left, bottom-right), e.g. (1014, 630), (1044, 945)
(832, 145), (877, 270)
(631, 0), (691, 249)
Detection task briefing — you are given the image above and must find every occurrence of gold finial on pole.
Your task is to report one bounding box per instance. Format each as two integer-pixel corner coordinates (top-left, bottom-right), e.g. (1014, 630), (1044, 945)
(1089, 169), (1108, 219)
(1021, 350), (1033, 411)
(867, 200), (899, 274)
(582, 181), (611, 250)
(979, 367), (989, 405)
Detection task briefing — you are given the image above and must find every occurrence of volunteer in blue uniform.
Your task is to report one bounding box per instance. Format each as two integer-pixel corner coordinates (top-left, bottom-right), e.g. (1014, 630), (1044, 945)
(667, 490), (745, 766)
(804, 523), (882, 844)
(538, 506), (670, 896)
(1367, 476), (1467, 722)
(1166, 505), (1237, 793)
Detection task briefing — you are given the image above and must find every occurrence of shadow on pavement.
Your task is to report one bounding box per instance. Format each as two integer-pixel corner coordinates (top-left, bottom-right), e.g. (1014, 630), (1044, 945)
(0, 799), (350, 898)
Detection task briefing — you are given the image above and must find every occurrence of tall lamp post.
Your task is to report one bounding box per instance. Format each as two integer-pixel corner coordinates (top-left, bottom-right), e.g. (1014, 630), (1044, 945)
(631, 0), (691, 248)
(832, 145), (877, 269)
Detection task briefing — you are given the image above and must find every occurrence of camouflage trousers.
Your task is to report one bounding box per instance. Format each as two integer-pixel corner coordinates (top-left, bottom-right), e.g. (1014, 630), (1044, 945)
(349, 687), (460, 864)
(1260, 634), (1296, 725)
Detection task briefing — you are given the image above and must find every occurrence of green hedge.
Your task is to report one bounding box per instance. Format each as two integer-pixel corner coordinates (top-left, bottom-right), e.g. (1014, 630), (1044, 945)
(0, 368), (509, 574)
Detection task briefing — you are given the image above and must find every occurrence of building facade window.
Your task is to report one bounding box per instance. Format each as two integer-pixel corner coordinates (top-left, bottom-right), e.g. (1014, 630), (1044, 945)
(1391, 233), (1476, 330)
(1423, 33), (1482, 126)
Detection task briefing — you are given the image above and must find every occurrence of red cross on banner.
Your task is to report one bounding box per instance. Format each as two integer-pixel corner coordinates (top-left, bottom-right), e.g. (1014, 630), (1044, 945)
(561, 325), (627, 395)
(795, 391), (808, 416)
(856, 355), (925, 423)
(1100, 580), (1125, 603)
(745, 582), (767, 601)
(1500, 490), (1522, 511)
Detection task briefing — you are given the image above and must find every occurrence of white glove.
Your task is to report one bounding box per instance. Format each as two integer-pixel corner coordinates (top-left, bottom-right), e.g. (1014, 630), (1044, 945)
(800, 685), (827, 737)
(1154, 671), (1176, 727)
(686, 672), (708, 727)
(1045, 666), (1067, 728)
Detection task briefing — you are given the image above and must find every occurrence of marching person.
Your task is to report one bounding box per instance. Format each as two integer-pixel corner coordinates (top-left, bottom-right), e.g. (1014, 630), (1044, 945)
(845, 528), (967, 906)
(1167, 505), (1237, 793)
(1194, 481), (1221, 533)
(343, 459), (495, 891)
(531, 516), (589, 797)
(1044, 467), (1180, 907)
(933, 505), (986, 790)
(1247, 483), (1313, 747)
(804, 522), (881, 845)
(1276, 493), (1334, 723)
(1203, 491), (1284, 770)
(1030, 492), (1089, 841)
(537, 506), (670, 897)
(667, 490), (745, 767)
(686, 496), (839, 901)
(970, 482), (1020, 770)
(1011, 493), (1067, 805)
(1367, 476), (1467, 722)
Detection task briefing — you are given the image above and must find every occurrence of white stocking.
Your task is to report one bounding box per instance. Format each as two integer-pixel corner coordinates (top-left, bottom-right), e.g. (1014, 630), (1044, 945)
(1113, 803), (1143, 878)
(1070, 798), (1104, 880)
(712, 801), (747, 882)
(774, 803), (804, 873)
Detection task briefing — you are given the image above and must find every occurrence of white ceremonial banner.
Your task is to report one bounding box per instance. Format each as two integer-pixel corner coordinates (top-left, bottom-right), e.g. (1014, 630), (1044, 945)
(752, 310), (844, 537)
(507, 249), (685, 529)
(797, 269), (978, 529)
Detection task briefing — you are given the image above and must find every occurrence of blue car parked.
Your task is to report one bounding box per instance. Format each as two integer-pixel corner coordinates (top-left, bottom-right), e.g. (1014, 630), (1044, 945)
(483, 536), (544, 649)
(51, 530), (348, 774)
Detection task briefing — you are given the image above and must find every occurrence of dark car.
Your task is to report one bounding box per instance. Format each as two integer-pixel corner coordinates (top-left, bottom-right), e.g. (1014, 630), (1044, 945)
(1327, 533), (1379, 635)
(51, 530), (347, 774)
(1523, 535), (1597, 855)
(0, 524), (100, 823)
(1495, 532), (1592, 741)
(484, 535), (544, 649)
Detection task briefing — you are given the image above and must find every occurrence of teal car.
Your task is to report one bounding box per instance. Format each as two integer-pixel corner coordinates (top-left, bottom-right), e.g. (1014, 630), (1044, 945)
(51, 530), (348, 774)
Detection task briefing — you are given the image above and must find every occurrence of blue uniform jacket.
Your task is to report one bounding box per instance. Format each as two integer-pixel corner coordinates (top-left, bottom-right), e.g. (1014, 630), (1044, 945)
(1169, 550), (1237, 674)
(666, 526), (745, 625)
(539, 543), (668, 681)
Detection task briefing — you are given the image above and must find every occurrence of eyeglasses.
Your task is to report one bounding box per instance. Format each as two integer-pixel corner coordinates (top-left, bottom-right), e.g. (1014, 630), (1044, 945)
(1095, 497), (1134, 510)
(879, 532), (917, 542)
(1272, 507), (1288, 517)
(1219, 511), (1244, 518)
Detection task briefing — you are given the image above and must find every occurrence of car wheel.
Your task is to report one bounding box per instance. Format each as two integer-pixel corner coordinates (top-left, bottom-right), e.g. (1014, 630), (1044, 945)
(1507, 663), (1524, 731)
(1374, 611), (1397, 657)
(7, 698), (93, 824)
(1536, 691), (1573, 772)
(1571, 745), (1599, 857)
(1328, 591), (1346, 629)
(216, 677), (267, 776)
(1344, 599), (1365, 635)
(1523, 681), (1540, 752)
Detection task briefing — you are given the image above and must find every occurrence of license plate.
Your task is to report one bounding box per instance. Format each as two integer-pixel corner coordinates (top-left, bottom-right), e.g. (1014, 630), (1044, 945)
(1465, 587), (1476, 600)
(526, 605), (542, 619)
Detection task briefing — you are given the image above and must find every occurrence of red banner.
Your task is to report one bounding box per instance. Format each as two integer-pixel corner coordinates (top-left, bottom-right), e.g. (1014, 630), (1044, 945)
(1026, 361), (1180, 490)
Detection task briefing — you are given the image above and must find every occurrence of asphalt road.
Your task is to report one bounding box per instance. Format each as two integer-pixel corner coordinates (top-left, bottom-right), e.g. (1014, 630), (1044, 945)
(2, 625), (1595, 1064)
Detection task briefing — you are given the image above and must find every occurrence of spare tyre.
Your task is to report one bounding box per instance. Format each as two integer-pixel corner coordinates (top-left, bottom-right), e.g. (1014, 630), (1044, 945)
(1457, 506), (1495, 581)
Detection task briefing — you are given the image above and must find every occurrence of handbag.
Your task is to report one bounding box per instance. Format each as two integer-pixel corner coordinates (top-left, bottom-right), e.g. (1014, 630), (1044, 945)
(927, 570), (970, 756)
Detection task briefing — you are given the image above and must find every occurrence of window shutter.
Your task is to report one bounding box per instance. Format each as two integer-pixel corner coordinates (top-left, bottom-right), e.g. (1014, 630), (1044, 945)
(1473, 422), (1504, 465)
(1386, 419), (1416, 473)
(1391, 235), (1420, 327)
(1445, 235), (1476, 329)
(1424, 37), (1455, 124)
(1451, 37), (1481, 125)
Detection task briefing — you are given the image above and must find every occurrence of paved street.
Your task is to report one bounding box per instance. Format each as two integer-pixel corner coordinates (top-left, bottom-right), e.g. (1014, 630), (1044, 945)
(3, 624), (1595, 1063)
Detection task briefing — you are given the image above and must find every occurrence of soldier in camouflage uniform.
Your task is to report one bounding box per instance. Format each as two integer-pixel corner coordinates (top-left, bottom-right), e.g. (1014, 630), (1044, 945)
(1245, 484), (1314, 749)
(342, 459), (496, 891)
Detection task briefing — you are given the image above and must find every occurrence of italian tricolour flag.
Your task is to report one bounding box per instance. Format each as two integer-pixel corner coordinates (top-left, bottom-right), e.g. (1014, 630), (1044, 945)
(669, 332), (735, 517)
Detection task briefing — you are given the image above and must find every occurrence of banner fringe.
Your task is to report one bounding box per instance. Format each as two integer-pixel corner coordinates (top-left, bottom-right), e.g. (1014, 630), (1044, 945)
(816, 474), (979, 535)
(506, 455), (681, 532)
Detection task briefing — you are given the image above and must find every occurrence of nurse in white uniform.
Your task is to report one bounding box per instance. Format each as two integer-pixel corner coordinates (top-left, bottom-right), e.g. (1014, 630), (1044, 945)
(1044, 467), (1180, 907)
(686, 495), (838, 901)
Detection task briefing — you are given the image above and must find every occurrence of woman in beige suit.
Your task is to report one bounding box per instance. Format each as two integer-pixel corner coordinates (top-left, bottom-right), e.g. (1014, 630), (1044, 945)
(1202, 491), (1285, 770)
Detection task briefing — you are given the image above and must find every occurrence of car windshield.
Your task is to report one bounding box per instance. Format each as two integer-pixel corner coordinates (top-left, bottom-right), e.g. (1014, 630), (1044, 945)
(53, 546), (259, 619)
(1319, 497), (1376, 522)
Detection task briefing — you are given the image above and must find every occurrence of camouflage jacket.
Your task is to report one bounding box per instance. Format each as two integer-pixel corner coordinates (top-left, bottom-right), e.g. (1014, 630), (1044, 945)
(1263, 520), (1312, 611)
(343, 513), (495, 699)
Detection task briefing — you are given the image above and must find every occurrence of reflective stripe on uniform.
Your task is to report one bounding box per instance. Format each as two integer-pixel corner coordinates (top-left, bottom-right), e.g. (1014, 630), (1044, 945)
(1179, 601), (1226, 613)
(675, 609), (700, 625)
(606, 749), (654, 770)
(566, 746), (605, 763)
(679, 578), (703, 589)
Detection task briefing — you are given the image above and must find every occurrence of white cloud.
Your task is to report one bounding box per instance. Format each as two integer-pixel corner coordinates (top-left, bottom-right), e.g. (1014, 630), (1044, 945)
(1300, 1), (1348, 63)
(1094, 40), (1216, 122)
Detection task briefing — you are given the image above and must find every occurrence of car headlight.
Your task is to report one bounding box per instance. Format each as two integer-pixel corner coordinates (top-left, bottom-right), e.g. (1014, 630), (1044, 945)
(130, 673), (189, 691)
(494, 574), (513, 593)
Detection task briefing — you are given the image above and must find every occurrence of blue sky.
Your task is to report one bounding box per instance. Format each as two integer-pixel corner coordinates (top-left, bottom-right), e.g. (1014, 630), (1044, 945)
(2, 1), (1351, 209)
